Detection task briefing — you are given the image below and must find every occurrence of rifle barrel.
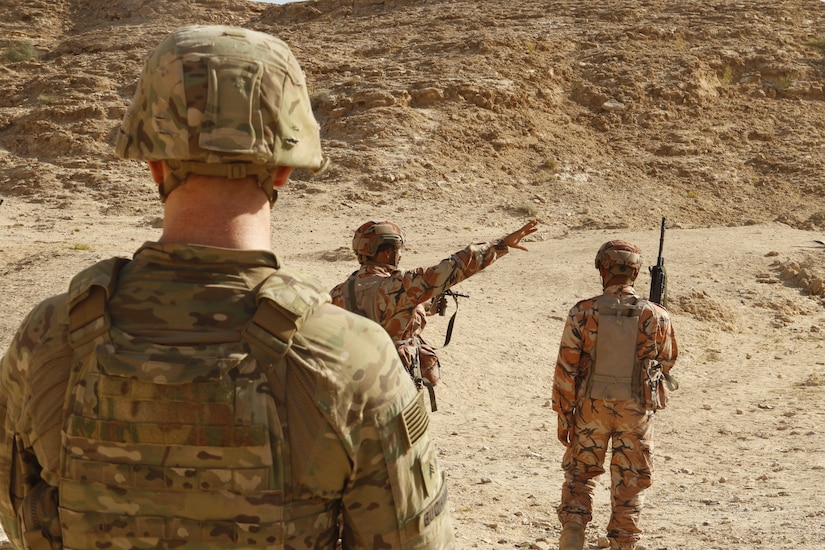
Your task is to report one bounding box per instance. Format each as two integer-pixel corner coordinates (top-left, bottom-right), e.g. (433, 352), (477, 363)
(657, 217), (666, 260)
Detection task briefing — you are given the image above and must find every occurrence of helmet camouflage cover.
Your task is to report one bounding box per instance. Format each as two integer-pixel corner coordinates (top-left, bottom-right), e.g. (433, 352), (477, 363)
(115, 25), (328, 201)
(595, 240), (642, 277)
(353, 221), (406, 261)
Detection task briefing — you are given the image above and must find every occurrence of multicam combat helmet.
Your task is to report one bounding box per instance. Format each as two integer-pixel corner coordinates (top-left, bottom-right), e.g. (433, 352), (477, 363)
(352, 221), (406, 263)
(115, 25), (329, 203)
(595, 240), (642, 278)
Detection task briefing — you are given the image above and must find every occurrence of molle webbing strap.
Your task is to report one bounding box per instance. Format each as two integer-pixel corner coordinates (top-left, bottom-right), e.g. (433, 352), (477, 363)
(588, 295), (644, 401)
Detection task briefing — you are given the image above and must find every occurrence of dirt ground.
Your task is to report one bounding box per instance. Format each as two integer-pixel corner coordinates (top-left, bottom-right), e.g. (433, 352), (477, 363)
(2, 1), (825, 549)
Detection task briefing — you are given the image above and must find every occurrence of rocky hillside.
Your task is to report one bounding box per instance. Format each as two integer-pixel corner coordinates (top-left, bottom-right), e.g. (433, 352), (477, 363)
(4, 3), (825, 549)
(2, 0), (825, 231)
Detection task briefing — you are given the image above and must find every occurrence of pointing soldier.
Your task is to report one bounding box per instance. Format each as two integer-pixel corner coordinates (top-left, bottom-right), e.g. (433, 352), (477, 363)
(0, 25), (455, 548)
(552, 240), (678, 550)
(331, 219), (538, 402)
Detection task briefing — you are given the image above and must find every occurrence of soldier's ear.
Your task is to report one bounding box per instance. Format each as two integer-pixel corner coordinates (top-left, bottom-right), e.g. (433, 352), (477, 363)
(148, 161), (166, 185)
(272, 166), (293, 188)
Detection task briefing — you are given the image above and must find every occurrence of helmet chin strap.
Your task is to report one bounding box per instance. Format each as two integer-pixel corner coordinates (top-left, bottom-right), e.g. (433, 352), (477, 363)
(162, 161), (279, 206)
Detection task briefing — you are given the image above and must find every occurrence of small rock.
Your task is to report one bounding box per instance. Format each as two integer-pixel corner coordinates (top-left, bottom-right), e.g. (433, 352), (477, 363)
(601, 99), (626, 111)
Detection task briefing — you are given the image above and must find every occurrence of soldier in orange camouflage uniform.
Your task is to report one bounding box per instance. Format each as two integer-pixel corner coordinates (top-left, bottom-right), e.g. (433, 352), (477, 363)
(331, 220), (538, 395)
(552, 240), (678, 550)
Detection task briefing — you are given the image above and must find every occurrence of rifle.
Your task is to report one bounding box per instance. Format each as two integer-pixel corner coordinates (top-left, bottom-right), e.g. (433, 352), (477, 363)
(432, 289), (469, 346)
(648, 217), (667, 307)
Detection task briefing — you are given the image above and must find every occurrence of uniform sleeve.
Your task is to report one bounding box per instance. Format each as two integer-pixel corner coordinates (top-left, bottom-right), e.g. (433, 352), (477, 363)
(343, 389), (455, 548)
(298, 305), (455, 548)
(552, 307), (584, 419)
(393, 241), (507, 312)
(0, 376), (20, 547)
(651, 308), (678, 372)
(0, 295), (73, 548)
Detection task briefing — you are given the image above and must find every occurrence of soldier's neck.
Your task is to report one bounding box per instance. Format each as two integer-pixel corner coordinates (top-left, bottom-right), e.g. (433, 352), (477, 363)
(159, 177), (272, 250)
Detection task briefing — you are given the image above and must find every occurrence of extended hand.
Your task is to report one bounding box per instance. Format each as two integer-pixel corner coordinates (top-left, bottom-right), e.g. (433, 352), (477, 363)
(502, 219), (539, 251)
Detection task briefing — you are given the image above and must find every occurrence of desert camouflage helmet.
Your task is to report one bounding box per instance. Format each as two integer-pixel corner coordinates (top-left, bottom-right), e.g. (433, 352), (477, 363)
(595, 240), (642, 276)
(353, 221), (406, 262)
(115, 25), (329, 203)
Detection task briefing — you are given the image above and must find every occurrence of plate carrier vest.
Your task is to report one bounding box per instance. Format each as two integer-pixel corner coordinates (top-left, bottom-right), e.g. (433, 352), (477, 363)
(586, 294), (646, 402)
(60, 257), (329, 548)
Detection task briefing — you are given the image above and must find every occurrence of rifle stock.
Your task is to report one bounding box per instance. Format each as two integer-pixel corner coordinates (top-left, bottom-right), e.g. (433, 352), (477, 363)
(648, 217), (667, 307)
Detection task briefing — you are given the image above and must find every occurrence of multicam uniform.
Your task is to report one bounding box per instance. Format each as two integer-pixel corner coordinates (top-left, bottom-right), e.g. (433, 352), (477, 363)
(552, 283), (678, 548)
(0, 243), (455, 549)
(330, 241), (509, 384)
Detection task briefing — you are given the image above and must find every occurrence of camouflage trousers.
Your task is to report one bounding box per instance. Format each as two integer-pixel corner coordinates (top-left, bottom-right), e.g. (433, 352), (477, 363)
(557, 399), (654, 546)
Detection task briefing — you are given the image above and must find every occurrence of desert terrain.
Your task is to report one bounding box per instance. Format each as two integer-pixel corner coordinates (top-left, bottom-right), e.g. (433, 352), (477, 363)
(2, 0), (825, 548)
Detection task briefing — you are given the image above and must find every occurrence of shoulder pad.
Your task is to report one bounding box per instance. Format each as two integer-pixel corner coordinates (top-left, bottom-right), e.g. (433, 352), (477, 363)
(67, 257), (130, 310)
(244, 267), (331, 360)
(67, 257), (130, 347)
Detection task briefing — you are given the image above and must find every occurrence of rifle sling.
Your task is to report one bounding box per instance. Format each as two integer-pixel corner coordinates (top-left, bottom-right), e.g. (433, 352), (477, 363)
(443, 309), (459, 346)
(442, 293), (461, 347)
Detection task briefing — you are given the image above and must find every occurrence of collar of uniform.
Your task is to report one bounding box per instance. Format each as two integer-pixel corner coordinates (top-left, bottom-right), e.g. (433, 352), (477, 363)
(360, 262), (394, 275)
(134, 242), (281, 268)
(603, 283), (636, 295)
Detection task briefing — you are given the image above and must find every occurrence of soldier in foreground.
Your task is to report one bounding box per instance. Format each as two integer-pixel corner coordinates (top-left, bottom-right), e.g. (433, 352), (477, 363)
(552, 240), (678, 550)
(0, 25), (455, 549)
(331, 219), (538, 404)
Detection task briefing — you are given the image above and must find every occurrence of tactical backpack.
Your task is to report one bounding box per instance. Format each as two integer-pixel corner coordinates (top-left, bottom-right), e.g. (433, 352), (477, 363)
(50, 257), (330, 548)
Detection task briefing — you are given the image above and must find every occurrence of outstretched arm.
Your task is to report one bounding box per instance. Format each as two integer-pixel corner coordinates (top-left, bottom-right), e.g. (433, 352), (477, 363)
(388, 219), (542, 312)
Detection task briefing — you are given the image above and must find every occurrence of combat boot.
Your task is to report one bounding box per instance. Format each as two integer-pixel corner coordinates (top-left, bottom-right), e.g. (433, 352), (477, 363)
(559, 522), (585, 550)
